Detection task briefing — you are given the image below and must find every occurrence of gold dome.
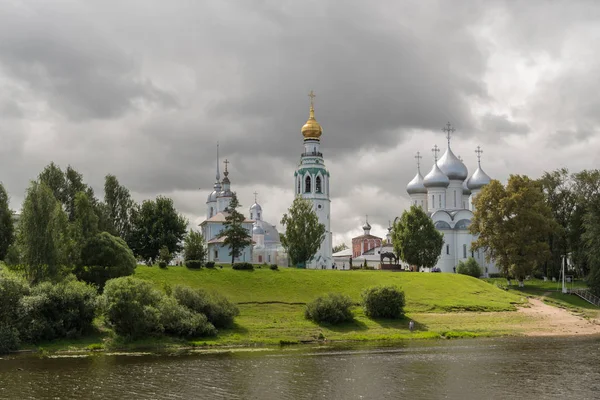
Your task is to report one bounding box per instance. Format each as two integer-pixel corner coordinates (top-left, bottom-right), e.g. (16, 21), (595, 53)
(301, 91), (322, 140)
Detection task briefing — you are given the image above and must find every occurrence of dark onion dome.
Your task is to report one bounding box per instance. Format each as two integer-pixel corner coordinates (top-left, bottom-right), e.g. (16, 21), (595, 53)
(362, 221), (371, 231)
(423, 163), (450, 188)
(438, 146), (468, 181)
(407, 170), (427, 194)
(467, 165), (491, 191)
(462, 179), (471, 195)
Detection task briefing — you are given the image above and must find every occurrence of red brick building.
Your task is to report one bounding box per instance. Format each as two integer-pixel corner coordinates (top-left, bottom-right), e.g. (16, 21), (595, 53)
(351, 219), (382, 258)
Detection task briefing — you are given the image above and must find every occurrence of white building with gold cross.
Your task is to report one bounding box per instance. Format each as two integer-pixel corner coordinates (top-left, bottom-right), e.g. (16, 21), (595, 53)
(405, 123), (498, 275)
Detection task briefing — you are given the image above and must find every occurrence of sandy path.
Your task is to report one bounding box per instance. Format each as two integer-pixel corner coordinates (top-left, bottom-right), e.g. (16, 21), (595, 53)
(518, 298), (600, 336)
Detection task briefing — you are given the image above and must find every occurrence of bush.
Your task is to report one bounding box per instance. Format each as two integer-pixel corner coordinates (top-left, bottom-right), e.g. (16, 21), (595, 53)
(269, 264), (278, 270)
(184, 230), (206, 263)
(158, 296), (216, 337)
(172, 285), (239, 328)
(305, 293), (354, 324)
(0, 269), (30, 324)
(186, 260), (203, 269)
(205, 262), (215, 269)
(232, 262), (254, 270)
(76, 232), (136, 290)
(158, 261), (168, 269)
(489, 273), (503, 278)
(20, 278), (97, 342)
(0, 325), (20, 355)
(100, 277), (164, 338)
(456, 258), (482, 278)
(361, 285), (405, 319)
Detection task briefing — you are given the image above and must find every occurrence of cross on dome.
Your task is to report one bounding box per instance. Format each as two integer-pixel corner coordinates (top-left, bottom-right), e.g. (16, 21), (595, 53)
(216, 142), (220, 181)
(223, 159), (229, 175)
(308, 90), (316, 109)
(415, 151), (422, 171)
(475, 146), (483, 165)
(432, 145), (440, 162)
(442, 122), (455, 146)
(253, 191), (258, 203)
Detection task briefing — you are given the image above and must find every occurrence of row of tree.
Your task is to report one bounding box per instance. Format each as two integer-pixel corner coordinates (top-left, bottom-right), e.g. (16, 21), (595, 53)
(0, 163), (189, 282)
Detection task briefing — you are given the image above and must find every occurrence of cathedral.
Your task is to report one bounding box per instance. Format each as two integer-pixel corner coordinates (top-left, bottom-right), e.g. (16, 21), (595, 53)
(406, 123), (499, 275)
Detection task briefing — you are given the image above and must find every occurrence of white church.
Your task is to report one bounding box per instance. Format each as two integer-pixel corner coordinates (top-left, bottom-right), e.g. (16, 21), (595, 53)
(406, 123), (499, 275)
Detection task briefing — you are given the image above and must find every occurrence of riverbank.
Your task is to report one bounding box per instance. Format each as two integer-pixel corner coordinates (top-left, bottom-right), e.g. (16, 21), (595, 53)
(22, 267), (600, 354)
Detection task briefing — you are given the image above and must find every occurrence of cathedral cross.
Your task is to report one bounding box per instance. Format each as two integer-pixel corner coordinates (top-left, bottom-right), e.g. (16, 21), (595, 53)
(253, 191), (258, 203)
(432, 144), (440, 162)
(442, 122), (455, 146)
(308, 90), (316, 108)
(415, 151), (422, 170)
(223, 159), (229, 176)
(475, 146), (483, 165)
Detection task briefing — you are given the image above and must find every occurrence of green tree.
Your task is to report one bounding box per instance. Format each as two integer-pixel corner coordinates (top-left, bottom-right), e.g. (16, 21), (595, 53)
(332, 243), (348, 253)
(38, 162), (66, 205)
(0, 183), (15, 260)
(456, 258), (482, 278)
(104, 174), (135, 239)
(571, 170), (600, 277)
(184, 230), (206, 263)
(280, 197), (325, 268)
(538, 169), (576, 279)
(392, 205), (444, 270)
(218, 193), (252, 264)
(18, 182), (69, 282)
(128, 196), (187, 264)
(470, 175), (558, 286)
(68, 191), (100, 266)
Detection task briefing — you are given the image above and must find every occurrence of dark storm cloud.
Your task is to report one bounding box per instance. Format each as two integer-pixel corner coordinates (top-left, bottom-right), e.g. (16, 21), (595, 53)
(1, 0), (600, 239)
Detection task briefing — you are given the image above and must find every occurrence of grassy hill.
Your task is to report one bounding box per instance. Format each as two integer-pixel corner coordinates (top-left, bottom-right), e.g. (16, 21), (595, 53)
(136, 265), (523, 313)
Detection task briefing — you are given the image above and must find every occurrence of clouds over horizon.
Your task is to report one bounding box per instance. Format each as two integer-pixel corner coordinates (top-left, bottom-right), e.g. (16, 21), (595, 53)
(0, 0), (599, 245)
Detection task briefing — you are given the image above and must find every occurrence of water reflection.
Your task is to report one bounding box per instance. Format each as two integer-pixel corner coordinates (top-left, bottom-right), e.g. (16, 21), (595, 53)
(1, 336), (599, 399)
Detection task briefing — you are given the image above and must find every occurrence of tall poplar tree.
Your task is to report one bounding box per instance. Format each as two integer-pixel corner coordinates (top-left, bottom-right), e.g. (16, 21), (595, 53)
(280, 197), (325, 268)
(218, 193), (252, 264)
(104, 174), (135, 239)
(0, 183), (14, 260)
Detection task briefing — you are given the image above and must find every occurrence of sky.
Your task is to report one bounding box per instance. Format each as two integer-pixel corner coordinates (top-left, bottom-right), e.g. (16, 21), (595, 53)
(1, 0), (599, 247)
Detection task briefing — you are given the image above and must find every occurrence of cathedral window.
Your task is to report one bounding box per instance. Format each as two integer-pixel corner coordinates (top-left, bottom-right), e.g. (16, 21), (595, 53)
(250, 212), (253, 219)
(316, 176), (322, 193)
(432, 195), (434, 207)
(305, 176), (311, 193)
(210, 207), (213, 218)
(257, 212), (261, 219)
(446, 245), (449, 255)
(439, 195), (442, 208)
(454, 191), (457, 207)
(463, 244), (467, 258)
(214, 250), (218, 259)
(297, 178), (301, 194)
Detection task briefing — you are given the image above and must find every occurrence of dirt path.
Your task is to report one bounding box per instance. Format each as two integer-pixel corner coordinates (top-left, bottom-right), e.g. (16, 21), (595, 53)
(518, 298), (600, 336)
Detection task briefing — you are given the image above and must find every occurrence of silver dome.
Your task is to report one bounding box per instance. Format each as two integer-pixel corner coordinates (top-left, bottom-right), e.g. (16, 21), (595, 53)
(252, 223), (265, 235)
(438, 147), (468, 181)
(406, 171), (427, 195)
(462, 179), (471, 195)
(206, 181), (221, 203)
(249, 202), (262, 213)
(423, 163), (450, 188)
(467, 165), (491, 190)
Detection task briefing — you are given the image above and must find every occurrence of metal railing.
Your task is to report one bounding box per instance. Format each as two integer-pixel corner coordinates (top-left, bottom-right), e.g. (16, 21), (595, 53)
(570, 288), (600, 307)
(301, 151), (323, 157)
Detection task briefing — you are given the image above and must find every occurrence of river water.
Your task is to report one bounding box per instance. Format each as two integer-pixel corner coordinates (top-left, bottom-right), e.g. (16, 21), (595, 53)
(1, 336), (599, 399)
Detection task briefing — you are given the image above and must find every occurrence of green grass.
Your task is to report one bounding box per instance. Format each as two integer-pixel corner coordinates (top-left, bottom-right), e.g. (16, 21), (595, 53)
(137, 266), (524, 313)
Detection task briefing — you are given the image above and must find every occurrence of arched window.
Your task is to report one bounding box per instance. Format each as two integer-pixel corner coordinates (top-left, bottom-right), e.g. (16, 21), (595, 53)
(305, 176), (311, 193)
(316, 176), (322, 193)
(210, 207), (214, 218)
(297, 177), (301, 194)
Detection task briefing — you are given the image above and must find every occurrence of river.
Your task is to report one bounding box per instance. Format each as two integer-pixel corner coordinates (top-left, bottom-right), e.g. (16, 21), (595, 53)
(1, 336), (599, 399)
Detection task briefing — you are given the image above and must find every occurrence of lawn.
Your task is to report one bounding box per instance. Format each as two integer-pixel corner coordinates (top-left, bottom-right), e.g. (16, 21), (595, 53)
(136, 265), (525, 313)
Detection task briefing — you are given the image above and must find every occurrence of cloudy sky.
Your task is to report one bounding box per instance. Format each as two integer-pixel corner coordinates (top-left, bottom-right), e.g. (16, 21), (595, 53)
(1, 0), (599, 246)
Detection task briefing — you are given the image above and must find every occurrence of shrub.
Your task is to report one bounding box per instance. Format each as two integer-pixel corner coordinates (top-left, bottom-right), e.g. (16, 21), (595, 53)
(305, 293), (354, 324)
(158, 296), (216, 337)
(158, 246), (172, 266)
(361, 285), (405, 319)
(269, 264), (278, 270)
(489, 273), (503, 278)
(4, 244), (20, 267)
(232, 262), (254, 270)
(0, 269), (30, 324)
(205, 261), (215, 269)
(100, 277), (164, 338)
(20, 277), (97, 342)
(456, 258), (482, 278)
(76, 232), (136, 290)
(184, 230), (206, 263)
(172, 285), (239, 328)
(0, 325), (20, 355)
(158, 261), (168, 269)
(186, 260), (203, 269)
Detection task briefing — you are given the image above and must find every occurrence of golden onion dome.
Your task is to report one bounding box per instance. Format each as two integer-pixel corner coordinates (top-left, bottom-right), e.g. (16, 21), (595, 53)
(301, 91), (322, 139)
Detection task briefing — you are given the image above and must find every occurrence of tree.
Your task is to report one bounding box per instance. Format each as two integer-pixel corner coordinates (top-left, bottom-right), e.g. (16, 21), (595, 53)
(583, 196), (600, 295)
(18, 181), (69, 282)
(217, 193), (252, 264)
(332, 243), (348, 253)
(104, 174), (135, 239)
(571, 170), (600, 277)
(456, 258), (482, 278)
(38, 162), (66, 205)
(392, 205), (443, 270)
(538, 169), (576, 279)
(128, 196), (187, 264)
(470, 175), (558, 286)
(0, 183), (15, 260)
(184, 230), (206, 263)
(68, 191), (100, 266)
(280, 197), (325, 268)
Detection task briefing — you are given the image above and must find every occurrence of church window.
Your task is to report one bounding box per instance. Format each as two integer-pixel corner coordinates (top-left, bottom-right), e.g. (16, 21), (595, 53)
(446, 245), (449, 255)
(268, 255), (271, 263)
(297, 178), (301, 194)
(463, 244), (467, 258)
(471, 250), (474, 258)
(250, 212), (254, 219)
(258, 255), (262, 263)
(214, 250), (218, 259)
(257, 212), (261, 219)
(432, 195), (434, 207)
(439, 195), (442, 208)
(210, 207), (213, 218)
(305, 176), (311, 193)
(316, 176), (322, 193)
(454, 191), (457, 207)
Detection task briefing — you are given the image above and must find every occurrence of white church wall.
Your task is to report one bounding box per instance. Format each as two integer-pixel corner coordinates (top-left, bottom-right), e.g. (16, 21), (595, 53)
(446, 181), (463, 210)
